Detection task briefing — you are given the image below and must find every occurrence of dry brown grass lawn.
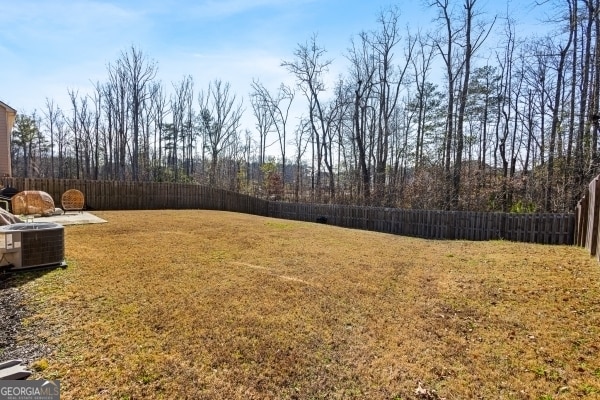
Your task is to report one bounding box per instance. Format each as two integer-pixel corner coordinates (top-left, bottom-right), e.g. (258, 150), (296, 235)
(14, 210), (600, 399)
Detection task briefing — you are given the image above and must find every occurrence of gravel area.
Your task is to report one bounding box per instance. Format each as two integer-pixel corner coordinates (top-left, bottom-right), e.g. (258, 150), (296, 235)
(0, 274), (52, 366)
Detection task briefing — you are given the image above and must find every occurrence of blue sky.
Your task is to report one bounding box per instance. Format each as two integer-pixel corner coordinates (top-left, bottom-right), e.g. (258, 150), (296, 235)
(1, 0), (549, 124)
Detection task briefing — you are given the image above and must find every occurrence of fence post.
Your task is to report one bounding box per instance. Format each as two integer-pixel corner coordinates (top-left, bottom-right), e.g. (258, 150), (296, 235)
(586, 175), (600, 255)
(576, 194), (588, 247)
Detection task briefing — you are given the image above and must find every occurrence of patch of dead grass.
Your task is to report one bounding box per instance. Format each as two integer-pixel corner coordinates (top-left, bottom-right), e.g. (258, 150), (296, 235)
(16, 210), (600, 399)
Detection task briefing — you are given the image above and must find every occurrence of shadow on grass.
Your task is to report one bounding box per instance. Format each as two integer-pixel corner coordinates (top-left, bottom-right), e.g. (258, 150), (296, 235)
(0, 264), (67, 363)
(1, 264), (66, 290)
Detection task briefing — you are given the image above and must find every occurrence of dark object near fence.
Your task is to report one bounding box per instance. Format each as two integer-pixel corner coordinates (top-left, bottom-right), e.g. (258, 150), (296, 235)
(0, 360), (31, 380)
(0, 197), (10, 212)
(0, 186), (19, 198)
(0, 186), (20, 213)
(0, 186), (19, 212)
(316, 216), (328, 224)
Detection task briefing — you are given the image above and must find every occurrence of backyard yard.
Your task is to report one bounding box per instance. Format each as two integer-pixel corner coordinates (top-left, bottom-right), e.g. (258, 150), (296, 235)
(4, 210), (600, 399)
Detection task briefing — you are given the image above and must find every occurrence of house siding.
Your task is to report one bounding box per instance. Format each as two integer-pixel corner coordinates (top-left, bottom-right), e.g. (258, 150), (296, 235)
(0, 102), (16, 177)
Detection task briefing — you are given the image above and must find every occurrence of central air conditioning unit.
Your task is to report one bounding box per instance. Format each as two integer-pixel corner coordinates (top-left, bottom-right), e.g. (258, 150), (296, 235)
(0, 222), (66, 271)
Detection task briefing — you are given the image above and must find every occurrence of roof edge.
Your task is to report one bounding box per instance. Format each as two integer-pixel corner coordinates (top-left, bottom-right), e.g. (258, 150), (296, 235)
(0, 101), (17, 114)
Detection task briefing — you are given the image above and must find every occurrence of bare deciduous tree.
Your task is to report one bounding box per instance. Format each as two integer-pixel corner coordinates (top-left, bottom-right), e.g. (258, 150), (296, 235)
(282, 35), (332, 200)
(199, 79), (243, 186)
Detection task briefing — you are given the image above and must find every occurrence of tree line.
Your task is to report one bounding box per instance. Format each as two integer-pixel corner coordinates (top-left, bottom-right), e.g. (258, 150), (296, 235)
(9, 0), (599, 212)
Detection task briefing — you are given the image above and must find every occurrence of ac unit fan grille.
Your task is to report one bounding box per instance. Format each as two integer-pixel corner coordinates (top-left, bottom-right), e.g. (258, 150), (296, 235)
(21, 228), (65, 268)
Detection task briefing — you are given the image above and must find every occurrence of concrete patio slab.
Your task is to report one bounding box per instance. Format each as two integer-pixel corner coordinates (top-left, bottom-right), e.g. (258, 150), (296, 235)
(28, 212), (107, 226)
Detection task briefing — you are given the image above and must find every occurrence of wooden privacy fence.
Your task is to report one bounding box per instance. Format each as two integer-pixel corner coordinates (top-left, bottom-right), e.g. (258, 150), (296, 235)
(2, 177), (574, 245)
(575, 173), (600, 258)
(268, 202), (574, 244)
(1, 177), (269, 216)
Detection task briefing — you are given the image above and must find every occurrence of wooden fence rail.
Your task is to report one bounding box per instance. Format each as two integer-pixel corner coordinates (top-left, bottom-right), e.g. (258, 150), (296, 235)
(2, 178), (575, 245)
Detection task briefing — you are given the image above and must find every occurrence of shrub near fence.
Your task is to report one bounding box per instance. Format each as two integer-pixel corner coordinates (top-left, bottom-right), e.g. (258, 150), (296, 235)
(1, 177), (575, 245)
